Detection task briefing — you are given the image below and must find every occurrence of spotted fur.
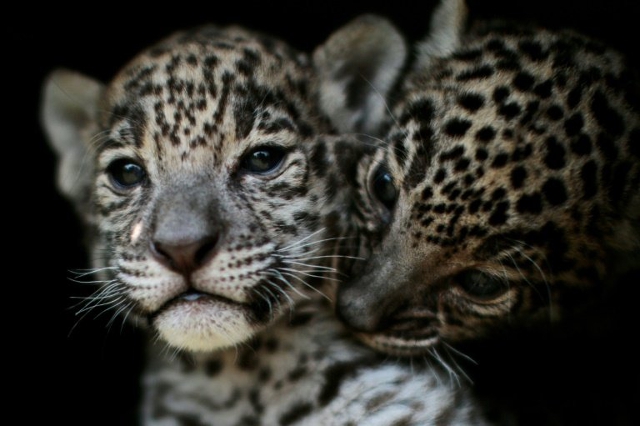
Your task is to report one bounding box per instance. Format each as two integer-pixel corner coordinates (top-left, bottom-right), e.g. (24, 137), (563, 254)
(332, 0), (640, 356)
(41, 21), (490, 425)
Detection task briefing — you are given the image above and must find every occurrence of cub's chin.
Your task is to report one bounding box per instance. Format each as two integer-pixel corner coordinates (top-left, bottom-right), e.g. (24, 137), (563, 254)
(151, 293), (262, 353)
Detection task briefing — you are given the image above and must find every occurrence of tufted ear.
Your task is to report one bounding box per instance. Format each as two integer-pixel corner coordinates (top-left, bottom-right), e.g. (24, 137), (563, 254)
(313, 14), (407, 136)
(413, 0), (468, 72)
(40, 69), (104, 220)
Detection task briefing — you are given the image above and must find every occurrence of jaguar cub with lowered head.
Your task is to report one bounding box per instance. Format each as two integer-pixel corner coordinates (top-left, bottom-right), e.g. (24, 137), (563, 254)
(41, 18), (490, 425)
(335, 0), (640, 357)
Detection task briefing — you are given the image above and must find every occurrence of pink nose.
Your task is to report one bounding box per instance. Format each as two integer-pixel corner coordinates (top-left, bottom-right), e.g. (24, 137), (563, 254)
(151, 235), (218, 275)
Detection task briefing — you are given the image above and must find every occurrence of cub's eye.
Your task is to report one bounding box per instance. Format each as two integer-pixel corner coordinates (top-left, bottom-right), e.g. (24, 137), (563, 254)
(456, 270), (508, 300)
(107, 159), (146, 189)
(240, 146), (286, 174)
(371, 166), (398, 210)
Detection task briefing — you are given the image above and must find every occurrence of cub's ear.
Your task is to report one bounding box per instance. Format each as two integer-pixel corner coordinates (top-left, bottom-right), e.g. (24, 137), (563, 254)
(413, 0), (468, 72)
(40, 69), (104, 218)
(313, 14), (407, 136)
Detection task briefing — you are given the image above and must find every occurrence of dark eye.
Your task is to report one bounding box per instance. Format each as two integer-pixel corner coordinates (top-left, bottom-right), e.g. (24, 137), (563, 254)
(107, 159), (146, 189)
(456, 270), (508, 300)
(240, 146), (286, 174)
(371, 166), (398, 210)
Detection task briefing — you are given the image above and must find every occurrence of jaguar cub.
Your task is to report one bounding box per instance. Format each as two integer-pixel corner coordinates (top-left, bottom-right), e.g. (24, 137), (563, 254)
(41, 19), (489, 425)
(335, 0), (640, 356)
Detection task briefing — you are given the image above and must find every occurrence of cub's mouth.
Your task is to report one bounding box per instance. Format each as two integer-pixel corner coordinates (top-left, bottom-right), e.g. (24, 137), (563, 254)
(146, 283), (285, 352)
(355, 308), (441, 357)
(157, 289), (242, 313)
(145, 289), (248, 326)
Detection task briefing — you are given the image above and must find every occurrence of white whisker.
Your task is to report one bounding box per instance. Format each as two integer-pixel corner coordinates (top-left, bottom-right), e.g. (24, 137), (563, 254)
(252, 288), (274, 320)
(266, 280), (296, 317)
(118, 303), (137, 333)
(429, 347), (461, 388)
(278, 271), (332, 302)
(277, 228), (326, 252)
(280, 267), (341, 283)
(268, 270), (309, 300)
(76, 295), (128, 316)
(422, 355), (444, 388)
(69, 267), (118, 278)
(288, 254), (364, 262)
(441, 341), (478, 365)
(281, 262), (336, 272)
(106, 301), (132, 329)
(355, 73), (402, 132)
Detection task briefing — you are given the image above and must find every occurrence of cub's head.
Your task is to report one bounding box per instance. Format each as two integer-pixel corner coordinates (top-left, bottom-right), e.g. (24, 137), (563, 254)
(334, 1), (640, 356)
(41, 21), (406, 352)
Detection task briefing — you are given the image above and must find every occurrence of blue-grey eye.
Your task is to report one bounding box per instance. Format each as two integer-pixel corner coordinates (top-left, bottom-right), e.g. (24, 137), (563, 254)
(241, 146), (286, 174)
(107, 159), (146, 189)
(372, 166), (398, 210)
(456, 270), (507, 300)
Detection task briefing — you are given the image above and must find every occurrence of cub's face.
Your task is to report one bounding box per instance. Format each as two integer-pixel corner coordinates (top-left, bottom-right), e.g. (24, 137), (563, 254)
(42, 17), (410, 353)
(43, 26), (344, 353)
(336, 27), (640, 357)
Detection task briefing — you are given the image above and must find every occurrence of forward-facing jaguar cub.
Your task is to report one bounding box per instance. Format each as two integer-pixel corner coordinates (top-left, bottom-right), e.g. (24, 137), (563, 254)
(41, 18), (489, 425)
(335, 0), (640, 356)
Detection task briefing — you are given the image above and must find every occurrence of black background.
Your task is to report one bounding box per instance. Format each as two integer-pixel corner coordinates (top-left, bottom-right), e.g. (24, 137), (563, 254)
(6, 1), (639, 425)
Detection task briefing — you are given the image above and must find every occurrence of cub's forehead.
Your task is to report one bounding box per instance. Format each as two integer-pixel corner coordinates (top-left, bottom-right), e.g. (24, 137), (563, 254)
(96, 25), (318, 163)
(108, 24), (311, 98)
